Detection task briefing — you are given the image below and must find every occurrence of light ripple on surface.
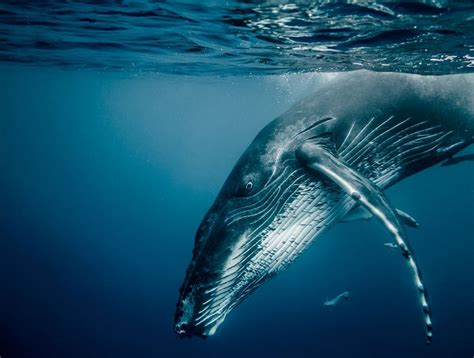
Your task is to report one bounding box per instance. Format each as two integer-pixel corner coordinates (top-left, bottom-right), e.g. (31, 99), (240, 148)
(0, 1), (473, 75)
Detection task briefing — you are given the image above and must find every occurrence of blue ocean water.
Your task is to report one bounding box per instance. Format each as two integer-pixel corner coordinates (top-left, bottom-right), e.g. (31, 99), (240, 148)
(0, 2), (473, 358)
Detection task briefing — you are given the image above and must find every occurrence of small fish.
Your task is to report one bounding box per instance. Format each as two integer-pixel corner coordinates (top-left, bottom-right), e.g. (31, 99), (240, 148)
(384, 243), (398, 249)
(323, 291), (350, 306)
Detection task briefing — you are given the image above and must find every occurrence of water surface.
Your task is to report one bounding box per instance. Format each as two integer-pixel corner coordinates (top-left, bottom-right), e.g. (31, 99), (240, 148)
(0, 1), (473, 74)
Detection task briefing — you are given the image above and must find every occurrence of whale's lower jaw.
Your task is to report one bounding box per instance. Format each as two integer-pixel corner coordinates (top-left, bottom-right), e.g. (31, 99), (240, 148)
(176, 176), (357, 337)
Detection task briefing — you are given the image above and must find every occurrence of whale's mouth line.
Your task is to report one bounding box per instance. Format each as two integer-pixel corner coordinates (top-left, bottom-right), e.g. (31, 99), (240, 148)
(174, 173), (296, 333)
(176, 173), (355, 337)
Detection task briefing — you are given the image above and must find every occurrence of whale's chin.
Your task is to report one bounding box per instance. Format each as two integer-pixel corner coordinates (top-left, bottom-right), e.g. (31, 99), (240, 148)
(175, 307), (227, 338)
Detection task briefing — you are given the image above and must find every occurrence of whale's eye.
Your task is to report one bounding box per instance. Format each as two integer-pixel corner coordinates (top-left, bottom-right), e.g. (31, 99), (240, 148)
(236, 175), (257, 197)
(245, 181), (253, 192)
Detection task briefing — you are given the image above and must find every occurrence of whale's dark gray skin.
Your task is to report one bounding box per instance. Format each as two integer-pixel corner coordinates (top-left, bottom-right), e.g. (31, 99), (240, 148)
(175, 71), (473, 342)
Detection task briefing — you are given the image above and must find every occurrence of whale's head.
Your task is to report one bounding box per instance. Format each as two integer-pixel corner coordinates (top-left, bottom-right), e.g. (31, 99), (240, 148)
(174, 117), (340, 337)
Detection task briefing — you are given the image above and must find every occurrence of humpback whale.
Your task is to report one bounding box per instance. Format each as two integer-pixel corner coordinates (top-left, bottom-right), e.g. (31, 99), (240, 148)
(175, 71), (473, 343)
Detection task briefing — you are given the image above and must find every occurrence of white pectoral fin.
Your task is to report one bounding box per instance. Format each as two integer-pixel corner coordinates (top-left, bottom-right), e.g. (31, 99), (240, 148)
(296, 142), (407, 236)
(296, 141), (433, 344)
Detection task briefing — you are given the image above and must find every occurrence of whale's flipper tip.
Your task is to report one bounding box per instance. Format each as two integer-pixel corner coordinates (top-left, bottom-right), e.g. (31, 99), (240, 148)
(426, 331), (433, 345)
(297, 139), (433, 344)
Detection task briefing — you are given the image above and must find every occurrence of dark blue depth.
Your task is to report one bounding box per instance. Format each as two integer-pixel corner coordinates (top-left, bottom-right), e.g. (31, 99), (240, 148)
(1, 65), (473, 357)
